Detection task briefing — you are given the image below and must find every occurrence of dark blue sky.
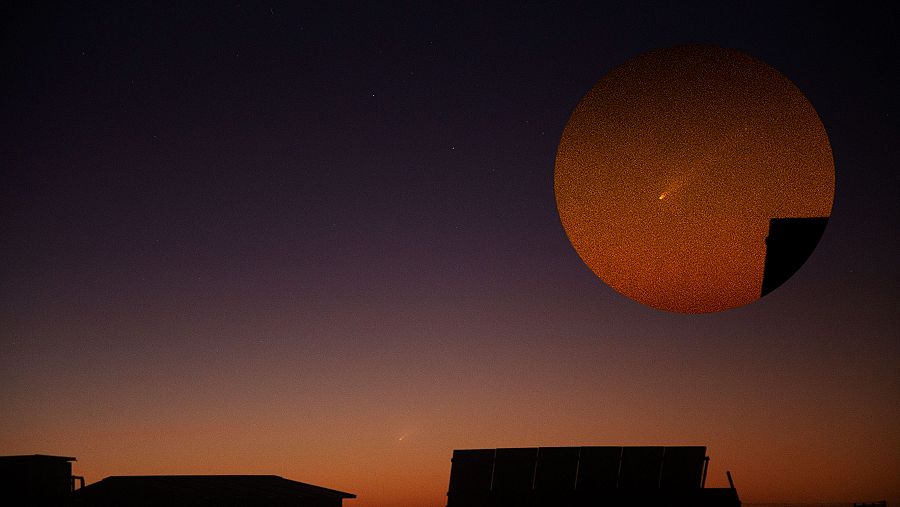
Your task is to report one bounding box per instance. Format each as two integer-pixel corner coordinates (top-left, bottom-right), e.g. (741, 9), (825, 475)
(2, 3), (898, 505)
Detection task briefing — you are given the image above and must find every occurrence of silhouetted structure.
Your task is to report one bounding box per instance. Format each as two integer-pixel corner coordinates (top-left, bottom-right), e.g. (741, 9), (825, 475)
(71, 475), (356, 507)
(446, 446), (740, 507)
(761, 217), (829, 296)
(1, 453), (355, 507)
(0, 454), (83, 506)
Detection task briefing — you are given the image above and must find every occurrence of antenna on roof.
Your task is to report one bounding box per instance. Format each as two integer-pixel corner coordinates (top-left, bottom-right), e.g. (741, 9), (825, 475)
(726, 470), (740, 503)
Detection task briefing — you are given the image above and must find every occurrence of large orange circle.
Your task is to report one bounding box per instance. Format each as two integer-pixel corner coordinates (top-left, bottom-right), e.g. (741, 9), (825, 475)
(555, 45), (834, 313)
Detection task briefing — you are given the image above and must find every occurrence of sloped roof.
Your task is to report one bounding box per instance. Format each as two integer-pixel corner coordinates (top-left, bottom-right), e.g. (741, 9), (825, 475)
(72, 475), (355, 505)
(0, 454), (77, 462)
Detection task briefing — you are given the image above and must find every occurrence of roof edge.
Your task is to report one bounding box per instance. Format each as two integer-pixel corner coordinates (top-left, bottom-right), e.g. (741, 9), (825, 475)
(0, 454), (77, 461)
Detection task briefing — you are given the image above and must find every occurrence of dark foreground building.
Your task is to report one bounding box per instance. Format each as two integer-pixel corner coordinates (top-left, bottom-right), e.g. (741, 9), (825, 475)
(0, 454), (355, 507)
(446, 446), (740, 507)
(761, 217), (829, 296)
(70, 475), (356, 507)
(0, 454), (83, 506)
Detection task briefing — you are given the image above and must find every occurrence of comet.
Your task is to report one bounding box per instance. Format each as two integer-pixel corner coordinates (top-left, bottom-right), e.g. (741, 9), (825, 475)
(554, 45), (834, 313)
(659, 178), (687, 201)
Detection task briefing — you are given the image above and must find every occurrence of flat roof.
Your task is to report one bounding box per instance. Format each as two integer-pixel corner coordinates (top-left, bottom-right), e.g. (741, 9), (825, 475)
(0, 454), (77, 461)
(75, 475), (356, 499)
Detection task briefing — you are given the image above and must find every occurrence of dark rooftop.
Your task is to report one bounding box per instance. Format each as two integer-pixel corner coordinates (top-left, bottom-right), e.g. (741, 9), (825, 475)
(0, 454), (77, 462)
(72, 475), (355, 506)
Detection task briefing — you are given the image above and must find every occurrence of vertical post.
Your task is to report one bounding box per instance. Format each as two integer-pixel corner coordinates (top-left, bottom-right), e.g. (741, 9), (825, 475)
(489, 449), (497, 492)
(614, 447), (623, 488)
(701, 457), (709, 488)
(573, 447), (581, 491)
(726, 470), (740, 503)
(657, 447), (665, 488)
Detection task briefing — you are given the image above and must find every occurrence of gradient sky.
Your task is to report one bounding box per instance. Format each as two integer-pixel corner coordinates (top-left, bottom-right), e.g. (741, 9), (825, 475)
(556, 45), (834, 313)
(2, 3), (898, 507)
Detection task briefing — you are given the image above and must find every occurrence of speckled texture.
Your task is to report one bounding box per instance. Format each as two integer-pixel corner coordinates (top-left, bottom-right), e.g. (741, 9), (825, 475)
(555, 45), (834, 313)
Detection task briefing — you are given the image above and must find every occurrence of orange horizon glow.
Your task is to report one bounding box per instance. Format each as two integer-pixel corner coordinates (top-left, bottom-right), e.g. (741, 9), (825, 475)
(5, 361), (898, 507)
(9, 431), (899, 507)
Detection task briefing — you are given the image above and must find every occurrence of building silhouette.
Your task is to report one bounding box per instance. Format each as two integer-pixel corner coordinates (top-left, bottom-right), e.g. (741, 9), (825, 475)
(71, 475), (356, 507)
(446, 446), (740, 507)
(761, 217), (829, 296)
(0, 454), (83, 506)
(0, 454), (355, 507)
